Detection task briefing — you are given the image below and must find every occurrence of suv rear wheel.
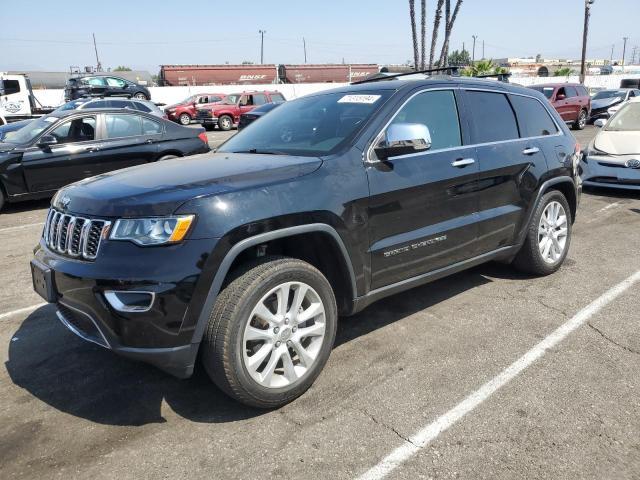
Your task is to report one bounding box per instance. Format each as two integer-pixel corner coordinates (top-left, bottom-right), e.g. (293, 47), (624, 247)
(513, 190), (572, 275)
(572, 109), (587, 130)
(202, 257), (337, 408)
(133, 92), (148, 100)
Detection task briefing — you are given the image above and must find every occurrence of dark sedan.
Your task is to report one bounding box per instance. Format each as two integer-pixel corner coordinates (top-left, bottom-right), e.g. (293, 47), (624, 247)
(237, 102), (282, 131)
(0, 109), (209, 211)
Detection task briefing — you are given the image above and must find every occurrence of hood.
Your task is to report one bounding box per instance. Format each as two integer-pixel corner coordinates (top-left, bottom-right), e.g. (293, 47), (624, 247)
(591, 97), (623, 110)
(594, 130), (640, 155)
(55, 152), (323, 217)
(0, 142), (17, 153)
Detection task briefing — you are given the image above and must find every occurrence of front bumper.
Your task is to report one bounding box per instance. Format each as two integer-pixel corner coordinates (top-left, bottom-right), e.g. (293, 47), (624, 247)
(32, 236), (219, 377)
(196, 116), (218, 126)
(580, 154), (640, 190)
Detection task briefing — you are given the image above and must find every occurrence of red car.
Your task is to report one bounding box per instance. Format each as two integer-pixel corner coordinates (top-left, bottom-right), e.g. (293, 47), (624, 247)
(164, 93), (226, 125)
(195, 91), (286, 130)
(529, 83), (591, 130)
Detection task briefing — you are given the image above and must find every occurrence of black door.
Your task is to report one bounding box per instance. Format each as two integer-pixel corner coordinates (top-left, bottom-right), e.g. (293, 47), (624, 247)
(463, 90), (551, 255)
(21, 115), (104, 192)
(91, 113), (160, 174)
(366, 89), (480, 290)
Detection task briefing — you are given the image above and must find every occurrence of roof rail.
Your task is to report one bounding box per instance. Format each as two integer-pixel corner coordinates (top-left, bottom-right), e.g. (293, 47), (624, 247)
(474, 72), (512, 83)
(352, 66), (460, 85)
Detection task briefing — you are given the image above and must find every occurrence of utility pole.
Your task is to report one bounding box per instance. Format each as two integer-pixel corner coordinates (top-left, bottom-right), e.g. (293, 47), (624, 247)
(579, 0), (595, 84)
(472, 35), (478, 64)
(259, 30), (266, 64)
(632, 46), (638, 65)
(303, 37), (307, 63)
(610, 44), (615, 64)
(92, 33), (102, 72)
(622, 36), (629, 71)
(482, 40), (485, 60)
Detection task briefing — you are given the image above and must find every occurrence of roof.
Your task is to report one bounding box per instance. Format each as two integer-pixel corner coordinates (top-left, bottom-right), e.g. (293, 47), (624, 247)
(528, 82), (584, 88)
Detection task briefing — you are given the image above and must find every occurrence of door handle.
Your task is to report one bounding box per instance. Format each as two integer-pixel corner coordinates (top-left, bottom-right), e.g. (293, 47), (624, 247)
(522, 147), (540, 155)
(145, 139), (154, 144)
(451, 158), (475, 168)
(84, 146), (100, 152)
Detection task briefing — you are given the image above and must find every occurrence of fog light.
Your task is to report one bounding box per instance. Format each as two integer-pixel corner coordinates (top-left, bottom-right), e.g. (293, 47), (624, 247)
(104, 291), (155, 313)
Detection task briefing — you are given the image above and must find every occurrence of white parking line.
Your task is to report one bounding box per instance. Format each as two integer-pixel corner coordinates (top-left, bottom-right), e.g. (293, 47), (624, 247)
(0, 303), (47, 321)
(0, 222), (44, 233)
(358, 269), (640, 480)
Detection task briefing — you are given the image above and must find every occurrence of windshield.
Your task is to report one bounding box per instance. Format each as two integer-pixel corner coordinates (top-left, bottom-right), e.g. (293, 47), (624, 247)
(54, 99), (88, 112)
(4, 115), (59, 144)
(593, 90), (625, 101)
(530, 86), (555, 99)
(605, 103), (640, 131)
(179, 95), (196, 104)
(218, 90), (392, 157)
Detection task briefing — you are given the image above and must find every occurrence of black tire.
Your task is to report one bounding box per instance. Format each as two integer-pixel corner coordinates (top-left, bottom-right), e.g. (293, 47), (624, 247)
(178, 113), (191, 126)
(572, 109), (587, 130)
(202, 256), (337, 408)
(203, 124), (214, 131)
(0, 189), (5, 212)
(513, 190), (572, 276)
(217, 115), (233, 131)
(157, 155), (178, 161)
(133, 92), (149, 100)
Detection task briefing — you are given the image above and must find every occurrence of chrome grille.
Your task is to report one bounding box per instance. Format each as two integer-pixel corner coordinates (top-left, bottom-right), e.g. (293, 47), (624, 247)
(43, 208), (110, 260)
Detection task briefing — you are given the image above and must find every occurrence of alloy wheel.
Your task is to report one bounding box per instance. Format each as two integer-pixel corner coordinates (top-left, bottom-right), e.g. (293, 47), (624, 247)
(220, 117), (232, 130)
(242, 281), (326, 389)
(179, 113), (191, 125)
(578, 110), (587, 129)
(134, 93), (147, 100)
(538, 201), (568, 264)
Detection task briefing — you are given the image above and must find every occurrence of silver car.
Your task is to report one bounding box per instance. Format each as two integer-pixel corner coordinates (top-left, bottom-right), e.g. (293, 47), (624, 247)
(55, 98), (167, 119)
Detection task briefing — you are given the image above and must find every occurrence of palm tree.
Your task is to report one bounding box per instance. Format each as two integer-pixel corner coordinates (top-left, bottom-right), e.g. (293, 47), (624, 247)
(409, 0), (419, 70)
(420, 0), (427, 69)
(462, 59), (496, 77)
(438, 0), (464, 67)
(429, 0), (445, 69)
(554, 67), (574, 77)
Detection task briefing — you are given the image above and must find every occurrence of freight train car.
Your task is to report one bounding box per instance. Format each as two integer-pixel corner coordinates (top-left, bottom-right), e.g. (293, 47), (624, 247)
(278, 64), (379, 83)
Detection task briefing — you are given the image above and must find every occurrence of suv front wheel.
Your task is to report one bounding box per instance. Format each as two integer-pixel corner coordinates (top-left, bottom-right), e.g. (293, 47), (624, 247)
(202, 257), (337, 408)
(513, 190), (572, 275)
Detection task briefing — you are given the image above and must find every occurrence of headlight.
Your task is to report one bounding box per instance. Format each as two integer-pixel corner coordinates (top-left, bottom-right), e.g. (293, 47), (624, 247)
(110, 215), (195, 245)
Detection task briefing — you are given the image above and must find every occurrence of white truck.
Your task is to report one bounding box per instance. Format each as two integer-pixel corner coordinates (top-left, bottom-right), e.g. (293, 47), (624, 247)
(0, 73), (56, 125)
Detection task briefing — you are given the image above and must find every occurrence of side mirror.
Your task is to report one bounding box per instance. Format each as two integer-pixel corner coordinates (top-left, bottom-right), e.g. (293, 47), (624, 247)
(594, 118), (606, 128)
(37, 134), (58, 147)
(374, 123), (432, 161)
(556, 93), (566, 101)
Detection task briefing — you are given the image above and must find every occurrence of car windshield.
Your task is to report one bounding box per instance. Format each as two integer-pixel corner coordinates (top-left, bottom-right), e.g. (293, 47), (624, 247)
(593, 90), (626, 100)
(605, 103), (640, 131)
(530, 86), (555, 99)
(4, 115), (60, 144)
(54, 100), (88, 112)
(218, 90), (392, 157)
(180, 95), (196, 104)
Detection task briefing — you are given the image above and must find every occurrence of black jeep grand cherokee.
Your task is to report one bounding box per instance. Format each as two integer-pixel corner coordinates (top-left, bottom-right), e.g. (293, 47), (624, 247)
(32, 76), (581, 408)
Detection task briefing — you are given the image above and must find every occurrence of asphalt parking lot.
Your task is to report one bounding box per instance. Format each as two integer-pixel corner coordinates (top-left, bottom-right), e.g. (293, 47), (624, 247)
(1, 126), (639, 479)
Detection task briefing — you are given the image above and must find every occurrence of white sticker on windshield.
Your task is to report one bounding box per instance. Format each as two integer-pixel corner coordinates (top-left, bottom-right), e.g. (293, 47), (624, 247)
(338, 94), (381, 104)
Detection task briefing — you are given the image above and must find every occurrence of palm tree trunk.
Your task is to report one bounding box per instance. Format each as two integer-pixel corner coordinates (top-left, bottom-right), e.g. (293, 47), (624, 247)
(409, 0), (419, 70)
(439, 0), (463, 67)
(420, 0), (427, 69)
(429, 0), (445, 69)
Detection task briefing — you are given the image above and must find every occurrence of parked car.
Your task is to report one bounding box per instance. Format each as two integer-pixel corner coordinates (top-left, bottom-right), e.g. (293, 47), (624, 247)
(589, 89), (640, 122)
(237, 102), (282, 131)
(31, 77), (580, 408)
(164, 93), (226, 125)
(64, 75), (151, 102)
(580, 99), (640, 190)
(55, 97), (167, 118)
(529, 83), (591, 130)
(196, 91), (287, 130)
(0, 109), (209, 211)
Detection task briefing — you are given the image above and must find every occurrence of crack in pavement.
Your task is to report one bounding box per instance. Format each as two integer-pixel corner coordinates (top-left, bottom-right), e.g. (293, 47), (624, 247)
(357, 408), (417, 447)
(536, 297), (569, 317)
(588, 322), (640, 356)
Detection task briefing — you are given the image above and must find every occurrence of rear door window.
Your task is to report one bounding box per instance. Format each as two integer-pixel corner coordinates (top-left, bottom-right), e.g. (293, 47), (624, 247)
(465, 91), (519, 143)
(106, 77), (127, 88)
(389, 90), (462, 151)
(510, 95), (558, 137)
(270, 93), (286, 103)
(253, 93), (268, 105)
(85, 77), (106, 86)
(133, 101), (151, 112)
(104, 114), (142, 138)
(142, 117), (162, 135)
(564, 86), (578, 98)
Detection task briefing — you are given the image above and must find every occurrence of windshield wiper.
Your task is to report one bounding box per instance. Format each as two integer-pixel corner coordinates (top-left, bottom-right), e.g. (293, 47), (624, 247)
(233, 149), (290, 155)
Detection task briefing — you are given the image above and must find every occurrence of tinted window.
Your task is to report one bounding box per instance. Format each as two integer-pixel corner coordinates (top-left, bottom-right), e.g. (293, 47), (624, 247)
(564, 86), (578, 98)
(510, 95), (558, 137)
(50, 116), (96, 144)
(578, 86), (588, 96)
(85, 100), (109, 109)
(133, 101), (151, 112)
(389, 90), (461, 151)
(109, 99), (130, 108)
(106, 77), (126, 88)
(466, 91), (519, 142)
(253, 93), (268, 106)
(105, 114), (142, 138)
(2, 80), (20, 95)
(270, 93), (286, 103)
(142, 117), (162, 135)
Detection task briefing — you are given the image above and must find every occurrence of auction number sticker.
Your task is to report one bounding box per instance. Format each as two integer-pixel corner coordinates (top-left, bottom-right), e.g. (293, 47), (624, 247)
(338, 94), (381, 104)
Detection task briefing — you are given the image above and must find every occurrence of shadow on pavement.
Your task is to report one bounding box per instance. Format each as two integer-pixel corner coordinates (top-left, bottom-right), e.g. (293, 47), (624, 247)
(6, 264), (504, 427)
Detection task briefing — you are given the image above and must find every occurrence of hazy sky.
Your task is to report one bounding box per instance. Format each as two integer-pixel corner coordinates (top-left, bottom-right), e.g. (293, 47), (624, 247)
(1, 0), (638, 73)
